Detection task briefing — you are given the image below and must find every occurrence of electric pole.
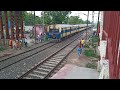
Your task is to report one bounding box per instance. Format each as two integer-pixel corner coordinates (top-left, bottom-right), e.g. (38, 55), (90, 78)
(92, 11), (94, 26)
(86, 11), (89, 40)
(34, 11), (36, 44)
(0, 11), (5, 45)
(97, 11), (100, 36)
(42, 11), (44, 32)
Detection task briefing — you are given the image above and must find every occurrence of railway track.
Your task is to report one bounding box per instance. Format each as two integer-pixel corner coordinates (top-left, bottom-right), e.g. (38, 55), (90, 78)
(0, 28), (92, 79)
(0, 42), (56, 70)
(18, 34), (82, 79)
(0, 40), (53, 60)
(48, 30), (93, 78)
(18, 29), (93, 79)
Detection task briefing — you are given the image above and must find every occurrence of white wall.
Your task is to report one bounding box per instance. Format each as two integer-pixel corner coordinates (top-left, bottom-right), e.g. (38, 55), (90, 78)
(100, 11), (103, 41)
(98, 11), (109, 79)
(24, 26), (33, 32)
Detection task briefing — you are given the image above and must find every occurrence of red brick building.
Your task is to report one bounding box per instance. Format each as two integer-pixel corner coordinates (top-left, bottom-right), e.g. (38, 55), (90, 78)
(98, 11), (120, 79)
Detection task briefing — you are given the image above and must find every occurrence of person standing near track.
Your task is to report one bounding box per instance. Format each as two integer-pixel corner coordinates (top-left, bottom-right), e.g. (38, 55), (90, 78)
(77, 40), (82, 58)
(81, 38), (85, 48)
(9, 39), (13, 49)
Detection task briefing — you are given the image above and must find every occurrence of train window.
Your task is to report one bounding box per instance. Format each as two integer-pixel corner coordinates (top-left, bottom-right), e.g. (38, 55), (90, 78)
(49, 29), (59, 33)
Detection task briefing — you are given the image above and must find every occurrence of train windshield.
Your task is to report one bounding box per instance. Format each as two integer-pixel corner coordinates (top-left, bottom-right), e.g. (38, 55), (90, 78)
(49, 29), (59, 33)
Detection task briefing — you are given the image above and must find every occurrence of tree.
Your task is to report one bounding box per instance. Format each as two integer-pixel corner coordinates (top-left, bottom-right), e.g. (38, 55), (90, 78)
(41, 11), (71, 24)
(35, 16), (41, 24)
(23, 11), (34, 25)
(22, 11), (42, 26)
(68, 16), (86, 24)
(84, 20), (91, 24)
(41, 11), (52, 25)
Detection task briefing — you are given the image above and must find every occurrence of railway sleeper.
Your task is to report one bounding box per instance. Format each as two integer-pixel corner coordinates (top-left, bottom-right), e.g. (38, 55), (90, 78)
(43, 63), (57, 67)
(28, 73), (44, 79)
(51, 57), (64, 60)
(45, 61), (58, 65)
(48, 60), (60, 63)
(48, 59), (62, 63)
(53, 54), (65, 57)
(50, 58), (61, 61)
(54, 54), (66, 57)
(37, 67), (51, 72)
(23, 77), (33, 79)
(56, 52), (67, 55)
(32, 70), (48, 76)
(40, 65), (54, 69)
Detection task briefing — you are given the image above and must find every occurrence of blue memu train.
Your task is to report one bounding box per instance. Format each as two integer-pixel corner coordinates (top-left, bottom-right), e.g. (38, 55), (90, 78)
(46, 24), (92, 41)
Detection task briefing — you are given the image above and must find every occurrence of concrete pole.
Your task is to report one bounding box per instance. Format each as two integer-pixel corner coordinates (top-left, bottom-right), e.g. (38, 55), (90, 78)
(14, 11), (19, 39)
(92, 11), (94, 25)
(86, 11), (89, 40)
(97, 11), (100, 36)
(0, 11), (5, 45)
(10, 11), (15, 40)
(42, 11), (44, 32)
(34, 11), (36, 44)
(4, 11), (10, 39)
(20, 11), (24, 38)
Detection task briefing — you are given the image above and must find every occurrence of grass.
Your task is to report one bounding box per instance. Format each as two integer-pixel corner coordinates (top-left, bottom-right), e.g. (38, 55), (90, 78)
(0, 46), (6, 52)
(86, 62), (97, 69)
(83, 35), (99, 57)
(84, 35), (99, 69)
(84, 49), (96, 57)
(84, 44), (90, 48)
(84, 49), (99, 58)
(91, 36), (99, 43)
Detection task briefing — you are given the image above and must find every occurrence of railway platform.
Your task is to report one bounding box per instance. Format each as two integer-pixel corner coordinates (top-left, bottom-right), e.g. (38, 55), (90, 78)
(50, 47), (99, 79)
(50, 64), (99, 79)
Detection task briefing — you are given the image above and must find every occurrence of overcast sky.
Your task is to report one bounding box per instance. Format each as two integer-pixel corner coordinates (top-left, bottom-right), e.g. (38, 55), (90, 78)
(27, 11), (99, 23)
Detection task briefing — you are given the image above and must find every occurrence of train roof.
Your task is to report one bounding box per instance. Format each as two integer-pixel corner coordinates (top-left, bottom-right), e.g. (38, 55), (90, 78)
(49, 24), (92, 28)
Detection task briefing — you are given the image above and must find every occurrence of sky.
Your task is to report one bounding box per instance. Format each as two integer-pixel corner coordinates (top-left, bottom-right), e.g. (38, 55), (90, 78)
(27, 11), (99, 23)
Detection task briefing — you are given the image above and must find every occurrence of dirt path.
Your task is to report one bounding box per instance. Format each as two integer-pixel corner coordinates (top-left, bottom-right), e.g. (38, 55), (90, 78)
(65, 47), (93, 68)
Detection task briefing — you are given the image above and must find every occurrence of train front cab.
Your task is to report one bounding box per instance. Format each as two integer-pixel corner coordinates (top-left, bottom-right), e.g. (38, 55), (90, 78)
(47, 26), (61, 42)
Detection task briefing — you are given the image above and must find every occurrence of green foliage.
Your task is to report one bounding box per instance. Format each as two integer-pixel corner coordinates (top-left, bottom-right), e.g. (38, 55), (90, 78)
(0, 46), (5, 51)
(68, 16), (91, 24)
(1, 11), (91, 26)
(23, 11), (35, 25)
(41, 11), (52, 24)
(91, 36), (99, 43)
(84, 44), (90, 48)
(23, 11), (71, 25)
(84, 50), (96, 57)
(86, 62), (97, 69)
(68, 16), (84, 24)
(84, 20), (91, 24)
(84, 49), (99, 58)
(23, 11), (44, 25)
(41, 11), (71, 24)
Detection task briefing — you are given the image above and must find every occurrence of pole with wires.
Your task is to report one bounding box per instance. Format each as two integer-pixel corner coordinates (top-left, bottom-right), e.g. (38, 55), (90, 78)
(42, 11), (44, 32)
(97, 11), (100, 36)
(34, 11), (36, 44)
(92, 11), (94, 26)
(86, 11), (89, 40)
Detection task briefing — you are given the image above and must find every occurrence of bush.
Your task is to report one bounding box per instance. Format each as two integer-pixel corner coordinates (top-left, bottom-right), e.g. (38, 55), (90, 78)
(91, 36), (99, 43)
(0, 46), (5, 51)
(84, 44), (90, 48)
(84, 50), (96, 57)
(86, 62), (97, 69)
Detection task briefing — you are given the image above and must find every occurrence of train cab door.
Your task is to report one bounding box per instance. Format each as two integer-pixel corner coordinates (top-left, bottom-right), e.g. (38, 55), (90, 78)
(65, 27), (67, 38)
(61, 28), (63, 38)
(70, 27), (71, 35)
